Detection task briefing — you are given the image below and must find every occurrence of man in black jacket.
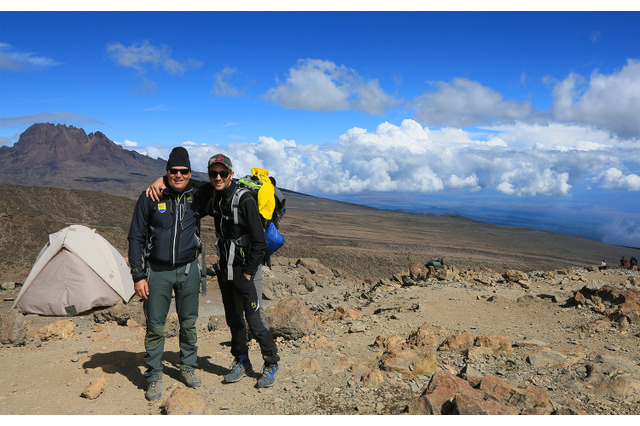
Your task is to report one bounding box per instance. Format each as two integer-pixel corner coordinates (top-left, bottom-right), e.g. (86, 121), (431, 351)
(145, 153), (281, 388)
(128, 147), (211, 401)
(207, 154), (280, 388)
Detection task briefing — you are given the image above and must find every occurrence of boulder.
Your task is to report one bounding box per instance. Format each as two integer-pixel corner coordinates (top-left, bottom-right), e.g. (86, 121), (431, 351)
(407, 371), (516, 415)
(162, 387), (208, 415)
(502, 270), (527, 282)
(373, 334), (406, 352)
(93, 301), (145, 326)
(407, 371), (552, 415)
(438, 333), (474, 352)
(409, 262), (429, 281)
(36, 320), (76, 341)
(328, 305), (363, 320)
(474, 334), (511, 353)
(406, 324), (439, 348)
(526, 348), (569, 368)
(362, 369), (385, 387)
(264, 297), (318, 339)
(307, 334), (336, 351)
(0, 309), (29, 346)
(207, 315), (226, 332)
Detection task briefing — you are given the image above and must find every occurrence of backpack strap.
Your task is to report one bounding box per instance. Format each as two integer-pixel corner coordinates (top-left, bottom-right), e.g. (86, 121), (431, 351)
(223, 187), (251, 281)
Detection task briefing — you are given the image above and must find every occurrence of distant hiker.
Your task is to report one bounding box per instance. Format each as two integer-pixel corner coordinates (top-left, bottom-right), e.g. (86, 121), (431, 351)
(621, 256), (627, 268)
(631, 256), (638, 269)
(146, 153), (281, 388)
(599, 259), (607, 271)
(128, 147), (211, 401)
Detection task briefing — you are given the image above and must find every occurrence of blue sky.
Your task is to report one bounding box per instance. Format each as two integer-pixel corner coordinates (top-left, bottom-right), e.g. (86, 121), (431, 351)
(1, 8), (639, 247)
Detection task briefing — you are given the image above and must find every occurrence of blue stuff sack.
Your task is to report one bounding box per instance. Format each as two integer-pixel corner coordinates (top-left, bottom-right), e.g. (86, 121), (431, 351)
(265, 222), (285, 256)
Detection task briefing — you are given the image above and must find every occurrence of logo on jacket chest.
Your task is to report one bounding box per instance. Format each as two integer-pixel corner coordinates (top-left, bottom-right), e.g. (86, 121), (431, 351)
(158, 202), (167, 213)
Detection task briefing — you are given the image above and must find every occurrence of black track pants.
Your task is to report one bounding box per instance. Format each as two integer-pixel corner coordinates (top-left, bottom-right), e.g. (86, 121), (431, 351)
(217, 265), (280, 365)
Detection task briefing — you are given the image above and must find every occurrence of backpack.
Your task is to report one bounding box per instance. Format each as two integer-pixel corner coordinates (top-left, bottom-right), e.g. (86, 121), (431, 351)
(219, 168), (285, 280)
(236, 168), (286, 232)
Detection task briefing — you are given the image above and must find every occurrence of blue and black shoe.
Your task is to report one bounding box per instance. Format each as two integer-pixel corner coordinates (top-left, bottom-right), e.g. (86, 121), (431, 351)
(256, 363), (279, 388)
(224, 355), (252, 383)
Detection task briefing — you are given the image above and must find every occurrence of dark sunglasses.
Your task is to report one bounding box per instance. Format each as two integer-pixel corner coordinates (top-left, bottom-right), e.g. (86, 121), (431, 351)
(208, 170), (230, 179)
(168, 168), (191, 175)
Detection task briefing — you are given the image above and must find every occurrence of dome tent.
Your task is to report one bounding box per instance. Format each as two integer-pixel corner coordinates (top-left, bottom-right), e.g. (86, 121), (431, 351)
(13, 225), (135, 316)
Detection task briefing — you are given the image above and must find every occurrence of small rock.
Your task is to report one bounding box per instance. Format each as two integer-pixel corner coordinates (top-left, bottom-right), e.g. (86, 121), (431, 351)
(81, 374), (106, 400)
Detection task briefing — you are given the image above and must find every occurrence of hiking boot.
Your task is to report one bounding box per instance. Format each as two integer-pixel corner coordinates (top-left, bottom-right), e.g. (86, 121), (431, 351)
(180, 369), (202, 388)
(256, 363), (279, 388)
(224, 355), (252, 383)
(145, 379), (163, 401)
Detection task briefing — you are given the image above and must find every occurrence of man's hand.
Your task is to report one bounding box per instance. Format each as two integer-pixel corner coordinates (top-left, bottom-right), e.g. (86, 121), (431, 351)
(145, 177), (166, 202)
(134, 279), (150, 300)
(243, 272), (252, 281)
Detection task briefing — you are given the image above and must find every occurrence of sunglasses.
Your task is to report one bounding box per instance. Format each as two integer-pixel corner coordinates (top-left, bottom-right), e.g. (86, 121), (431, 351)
(208, 170), (230, 179)
(168, 168), (191, 175)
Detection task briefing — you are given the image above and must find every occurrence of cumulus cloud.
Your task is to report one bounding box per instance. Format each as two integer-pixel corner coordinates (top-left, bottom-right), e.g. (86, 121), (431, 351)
(0, 42), (61, 71)
(410, 61), (640, 140)
(264, 59), (399, 115)
(413, 78), (536, 128)
(136, 119), (638, 199)
(106, 40), (202, 93)
(594, 168), (640, 191)
(550, 59), (640, 140)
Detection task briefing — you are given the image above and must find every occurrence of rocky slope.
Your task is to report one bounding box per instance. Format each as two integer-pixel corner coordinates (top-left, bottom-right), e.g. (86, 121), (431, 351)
(1, 257), (639, 415)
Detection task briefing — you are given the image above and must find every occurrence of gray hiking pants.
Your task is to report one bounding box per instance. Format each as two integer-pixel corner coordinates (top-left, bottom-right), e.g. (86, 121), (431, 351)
(143, 259), (200, 383)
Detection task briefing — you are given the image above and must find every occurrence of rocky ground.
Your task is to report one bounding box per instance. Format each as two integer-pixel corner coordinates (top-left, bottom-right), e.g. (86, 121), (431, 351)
(2, 256), (640, 415)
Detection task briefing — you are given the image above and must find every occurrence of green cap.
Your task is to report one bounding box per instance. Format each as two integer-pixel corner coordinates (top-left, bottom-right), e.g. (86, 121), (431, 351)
(207, 153), (233, 171)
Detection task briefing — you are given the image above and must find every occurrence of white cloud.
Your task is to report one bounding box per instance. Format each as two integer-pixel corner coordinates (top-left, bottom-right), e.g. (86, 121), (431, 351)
(487, 122), (620, 151)
(409, 61), (640, 140)
(0, 42), (61, 71)
(550, 60), (640, 140)
(107, 40), (201, 75)
(134, 119), (640, 199)
(212, 67), (240, 97)
(413, 78), (536, 128)
(106, 40), (202, 94)
(594, 168), (640, 191)
(264, 59), (399, 115)
(115, 139), (138, 147)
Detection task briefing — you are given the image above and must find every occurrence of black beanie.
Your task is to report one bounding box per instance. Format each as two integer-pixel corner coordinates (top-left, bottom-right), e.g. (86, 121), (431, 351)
(166, 147), (191, 170)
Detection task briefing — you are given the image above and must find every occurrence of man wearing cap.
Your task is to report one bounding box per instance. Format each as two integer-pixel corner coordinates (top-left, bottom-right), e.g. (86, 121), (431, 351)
(207, 153), (280, 388)
(128, 146), (212, 401)
(147, 153), (280, 388)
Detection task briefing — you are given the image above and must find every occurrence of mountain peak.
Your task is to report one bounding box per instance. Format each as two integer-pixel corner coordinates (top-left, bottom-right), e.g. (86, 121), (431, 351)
(0, 123), (170, 196)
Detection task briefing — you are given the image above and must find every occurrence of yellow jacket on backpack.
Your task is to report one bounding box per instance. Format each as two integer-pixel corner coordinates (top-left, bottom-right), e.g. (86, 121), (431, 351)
(252, 167), (275, 220)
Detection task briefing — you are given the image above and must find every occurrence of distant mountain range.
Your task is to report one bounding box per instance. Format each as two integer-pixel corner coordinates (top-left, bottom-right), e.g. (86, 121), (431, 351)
(0, 123), (207, 197)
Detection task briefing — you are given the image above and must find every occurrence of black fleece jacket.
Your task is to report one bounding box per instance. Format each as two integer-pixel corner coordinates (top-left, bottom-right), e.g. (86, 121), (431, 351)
(211, 181), (267, 276)
(127, 182), (212, 283)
